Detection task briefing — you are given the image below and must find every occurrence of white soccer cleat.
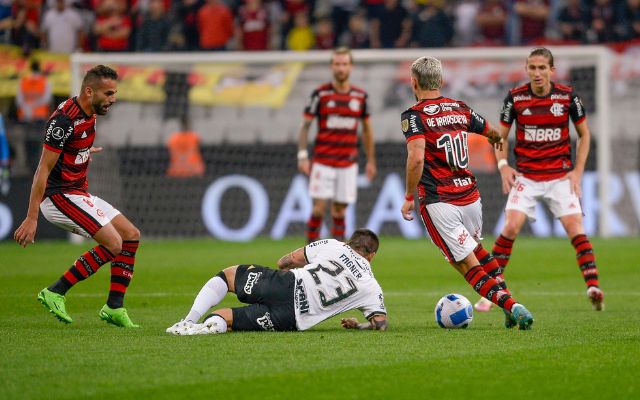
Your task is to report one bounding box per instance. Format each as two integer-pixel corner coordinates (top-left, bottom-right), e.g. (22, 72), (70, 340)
(166, 320), (196, 335)
(587, 287), (605, 311)
(189, 315), (228, 335)
(474, 297), (493, 312)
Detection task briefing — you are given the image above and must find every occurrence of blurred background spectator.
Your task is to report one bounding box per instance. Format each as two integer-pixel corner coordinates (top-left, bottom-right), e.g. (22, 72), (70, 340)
(166, 116), (205, 178)
(11, 0), (42, 53)
(235, 0), (270, 51)
(315, 16), (334, 49)
(370, 0), (411, 49)
(286, 10), (314, 50)
(41, 0), (85, 53)
(557, 0), (589, 43)
(475, 0), (507, 45)
(197, 0), (233, 50)
(93, 0), (131, 51)
(135, 0), (171, 51)
(12, 60), (51, 176)
(513, 0), (550, 44)
(0, 0), (12, 44)
(410, 0), (453, 48)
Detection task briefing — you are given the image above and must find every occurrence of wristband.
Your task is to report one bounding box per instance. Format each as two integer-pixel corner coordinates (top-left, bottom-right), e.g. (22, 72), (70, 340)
(497, 159), (508, 169)
(405, 194), (414, 202)
(297, 149), (309, 160)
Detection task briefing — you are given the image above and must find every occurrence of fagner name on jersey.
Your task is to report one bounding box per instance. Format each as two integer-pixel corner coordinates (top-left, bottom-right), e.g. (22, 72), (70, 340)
(426, 114), (468, 128)
(338, 252), (362, 279)
(326, 115), (357, 130)
(524, 127), (561, 142)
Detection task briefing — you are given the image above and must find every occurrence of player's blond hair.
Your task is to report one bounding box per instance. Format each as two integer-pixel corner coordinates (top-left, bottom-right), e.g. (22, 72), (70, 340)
(411, 57), (442, 90)
(331, 47), (353, 64)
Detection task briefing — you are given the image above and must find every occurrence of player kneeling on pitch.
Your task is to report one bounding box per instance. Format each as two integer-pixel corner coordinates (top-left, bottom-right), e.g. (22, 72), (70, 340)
(167, 229), (387, 335)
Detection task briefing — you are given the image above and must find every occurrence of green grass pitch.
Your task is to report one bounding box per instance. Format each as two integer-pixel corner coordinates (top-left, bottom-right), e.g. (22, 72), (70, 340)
(1, 236), (638, 399)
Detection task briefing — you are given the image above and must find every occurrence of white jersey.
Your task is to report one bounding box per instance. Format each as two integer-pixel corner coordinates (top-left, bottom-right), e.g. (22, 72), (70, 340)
(291, 239), (386, 331)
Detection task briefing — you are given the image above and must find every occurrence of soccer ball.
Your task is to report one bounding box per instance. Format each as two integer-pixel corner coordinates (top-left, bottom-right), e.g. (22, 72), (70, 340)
(434, 294), (473, 329)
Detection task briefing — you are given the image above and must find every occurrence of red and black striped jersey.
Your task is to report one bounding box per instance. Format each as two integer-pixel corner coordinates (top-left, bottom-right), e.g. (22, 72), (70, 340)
(304, 83), (369, 168)
(401, 97), (489, 206)
(500, 82), (586, 181)
(42, 97), (96, 197)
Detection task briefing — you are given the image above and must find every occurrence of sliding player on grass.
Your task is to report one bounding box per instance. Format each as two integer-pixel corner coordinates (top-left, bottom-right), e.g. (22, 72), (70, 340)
(400, 56), (534, 330)
(167, 229), (387, 335)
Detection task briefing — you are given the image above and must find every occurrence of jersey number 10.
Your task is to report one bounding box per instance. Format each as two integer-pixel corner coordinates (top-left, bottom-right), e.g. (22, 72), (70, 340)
(436, 132), (469, 171)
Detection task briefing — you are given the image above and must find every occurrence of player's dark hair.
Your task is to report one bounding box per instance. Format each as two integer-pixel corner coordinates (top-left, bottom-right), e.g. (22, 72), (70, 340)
(528, 47), (554, 67)
(82, 65), (118, 89)
(331, 47), (353, 64)
(347, 228), (379, 256)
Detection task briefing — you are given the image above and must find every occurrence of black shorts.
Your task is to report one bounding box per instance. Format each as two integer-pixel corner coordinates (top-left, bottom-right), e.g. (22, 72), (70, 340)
(231, 265), (297, 332)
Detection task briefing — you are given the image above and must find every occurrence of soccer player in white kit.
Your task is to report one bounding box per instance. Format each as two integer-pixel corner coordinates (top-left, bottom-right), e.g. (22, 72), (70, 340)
(400, 56), (534, 330)
(166, 229), (387, 334)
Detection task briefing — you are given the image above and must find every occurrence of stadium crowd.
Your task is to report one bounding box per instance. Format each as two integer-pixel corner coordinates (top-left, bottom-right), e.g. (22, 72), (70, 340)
(1, 0), (640, 54)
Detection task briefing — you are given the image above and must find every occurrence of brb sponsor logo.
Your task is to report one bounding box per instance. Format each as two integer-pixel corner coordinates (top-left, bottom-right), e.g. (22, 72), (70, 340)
(326, 115), (357, 130)
(524, 127), (561, 142)
(244, 271), (262, 294)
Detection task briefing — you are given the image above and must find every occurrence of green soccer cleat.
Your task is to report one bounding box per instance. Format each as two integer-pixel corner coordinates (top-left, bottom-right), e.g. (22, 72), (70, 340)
(503, 308), (517, 329)
(37, 288), (73, 323)
(99, 305), (140, 328)
(511, 304), (534, 330)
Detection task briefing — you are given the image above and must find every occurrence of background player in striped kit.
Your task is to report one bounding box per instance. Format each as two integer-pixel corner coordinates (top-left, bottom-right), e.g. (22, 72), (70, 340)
(297, 47), (376, 243)
(13, 65), (141, 328)
(400, 56), (534, 330)
(474, 48), (604, 313)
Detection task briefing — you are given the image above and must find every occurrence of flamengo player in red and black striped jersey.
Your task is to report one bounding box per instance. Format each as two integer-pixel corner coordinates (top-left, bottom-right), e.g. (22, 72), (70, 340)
(400, 56), (534, 330)
(14, 65), (142, 328)
(475, 48), (604, 314)
(297, 47), (376, 243)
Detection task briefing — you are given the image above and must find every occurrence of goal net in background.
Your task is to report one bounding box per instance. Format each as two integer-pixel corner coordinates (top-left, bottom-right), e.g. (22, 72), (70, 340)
(69, 47), (639, 241)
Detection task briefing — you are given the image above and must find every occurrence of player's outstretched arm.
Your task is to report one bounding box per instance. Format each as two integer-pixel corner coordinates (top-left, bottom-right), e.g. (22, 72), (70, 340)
(341, 315), (387, 332)
(277, 247), (307, 271)
(362, 118), (377, 181)
(14, 148), (60, 247)
(402, 138), (425, 221)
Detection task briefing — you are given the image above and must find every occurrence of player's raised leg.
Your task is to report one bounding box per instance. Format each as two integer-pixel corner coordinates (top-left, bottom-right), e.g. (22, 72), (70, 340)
(476, 210), (526, 312)
(38, 194), (123, 323)
(166, 266), (236, 334)
(98, 214), (141, 328)
(560, 214), (604, 311)
(473, 244), (511, 312)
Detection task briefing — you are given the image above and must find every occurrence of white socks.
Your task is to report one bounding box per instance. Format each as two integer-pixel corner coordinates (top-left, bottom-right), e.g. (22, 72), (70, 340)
(184, 276), (228, 323)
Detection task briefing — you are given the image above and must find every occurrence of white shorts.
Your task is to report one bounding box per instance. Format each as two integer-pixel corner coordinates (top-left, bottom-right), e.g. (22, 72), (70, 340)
(40, 193), (120, 238)
(505, 176), (582, 221)
(308, 163), (358, 204)
(419, 199), (483, 263)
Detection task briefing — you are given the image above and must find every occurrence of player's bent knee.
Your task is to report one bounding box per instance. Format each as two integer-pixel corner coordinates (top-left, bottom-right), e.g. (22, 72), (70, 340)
(222, 266), (238, 292)
(122, 226), (141, 241)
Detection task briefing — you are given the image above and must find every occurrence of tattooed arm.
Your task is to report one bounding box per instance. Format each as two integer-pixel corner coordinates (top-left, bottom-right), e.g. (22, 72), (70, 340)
(277, 247), (307, 271)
